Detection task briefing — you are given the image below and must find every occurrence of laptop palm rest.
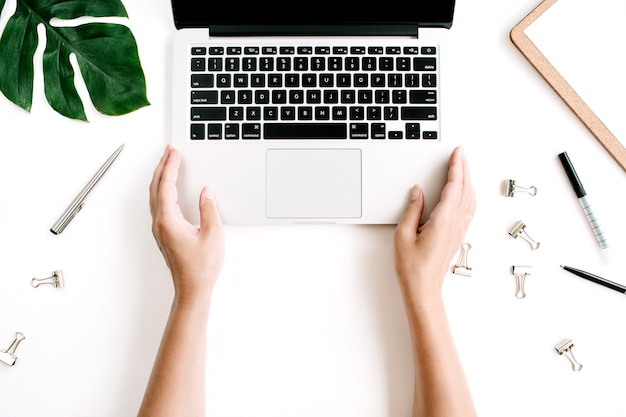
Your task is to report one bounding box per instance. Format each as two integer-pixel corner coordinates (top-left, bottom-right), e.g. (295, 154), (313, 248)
(266, 149), (362, 219)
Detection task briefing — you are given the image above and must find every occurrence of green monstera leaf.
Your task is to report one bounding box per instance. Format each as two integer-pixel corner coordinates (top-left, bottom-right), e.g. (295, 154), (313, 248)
(0, 0), (149, 121)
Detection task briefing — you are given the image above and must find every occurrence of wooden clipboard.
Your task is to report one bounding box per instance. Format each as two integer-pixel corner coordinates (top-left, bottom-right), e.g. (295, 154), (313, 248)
(510, 0), (626, 172)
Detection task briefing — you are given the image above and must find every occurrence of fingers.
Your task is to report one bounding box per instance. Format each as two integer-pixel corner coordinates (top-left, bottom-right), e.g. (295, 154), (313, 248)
(395, 185), (425, 242)
(156, 147), (182, 218)
(149, 145), (172, 217)
(199, 186), (223, 238)
(437, 147), (475, 216)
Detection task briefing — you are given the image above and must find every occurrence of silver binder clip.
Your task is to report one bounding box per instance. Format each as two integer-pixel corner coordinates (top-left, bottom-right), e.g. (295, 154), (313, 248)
(511, 266), (531, 299)
(0, 332), (26, 367)
(503, 179), (537, 197)
(453, 243), (473, 277)
(555, 339), (583, 372)
(31, 270), (64, 289)
(509, 220), (540, 250)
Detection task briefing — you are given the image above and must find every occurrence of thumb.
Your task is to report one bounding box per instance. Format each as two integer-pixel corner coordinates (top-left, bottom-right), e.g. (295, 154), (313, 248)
(198, 186), (223, 236)
(396, 185), (424, 240)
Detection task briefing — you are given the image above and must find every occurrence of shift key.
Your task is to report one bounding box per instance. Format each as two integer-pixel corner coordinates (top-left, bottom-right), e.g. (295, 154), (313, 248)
(401, 107), (437, 120)
(191, 107), (227, 121)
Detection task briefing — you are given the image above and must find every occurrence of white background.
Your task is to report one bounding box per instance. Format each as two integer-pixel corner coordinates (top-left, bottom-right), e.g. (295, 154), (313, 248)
(1, 0), (626, 416)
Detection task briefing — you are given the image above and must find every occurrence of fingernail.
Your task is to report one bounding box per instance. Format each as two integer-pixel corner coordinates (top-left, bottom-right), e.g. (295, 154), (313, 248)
(409, 185), (422, 201)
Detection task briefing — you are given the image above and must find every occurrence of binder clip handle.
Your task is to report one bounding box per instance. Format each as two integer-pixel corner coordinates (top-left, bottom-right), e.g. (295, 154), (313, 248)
(0, 332), (25, 366)
(6, 332), (25, 356)
(32, 270), (64, 288)
(453, 242), (472, 277)
(512, 266), (531, 299)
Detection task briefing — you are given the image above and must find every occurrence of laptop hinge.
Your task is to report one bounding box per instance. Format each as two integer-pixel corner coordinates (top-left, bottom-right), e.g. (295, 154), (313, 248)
(207, 25), (420, 37)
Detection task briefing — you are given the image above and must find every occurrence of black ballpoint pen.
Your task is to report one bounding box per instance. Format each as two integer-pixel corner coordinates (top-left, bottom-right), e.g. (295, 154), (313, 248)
(560, 265), (626, 294)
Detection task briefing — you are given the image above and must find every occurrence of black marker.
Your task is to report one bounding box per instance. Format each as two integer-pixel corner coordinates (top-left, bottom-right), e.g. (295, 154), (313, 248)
(560, 265), (626, 294)
(558, 151), (610, 250)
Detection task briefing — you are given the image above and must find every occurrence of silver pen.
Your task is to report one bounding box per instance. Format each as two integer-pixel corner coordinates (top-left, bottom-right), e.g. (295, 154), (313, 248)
(50, 144), (125, 234)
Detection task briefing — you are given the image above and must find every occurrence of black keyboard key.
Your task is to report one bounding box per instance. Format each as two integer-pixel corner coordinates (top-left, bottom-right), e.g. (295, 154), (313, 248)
(396, 57), (411, 71)
(207, 58), (222, 71)
(233, 74), (248, 87)
(260, 57), (274, 71)
(405, 74), (419, 87)
(406, 123), (420, 139)
(410, 90), (437, 104)
(384, 106), (399, 120)
(350, 123), (368, 139)
(229, 107), (244, 120)
(422, 74), (437, 87)
(371, 123), (386, 139)
(191, 47), (206, 55)
(392, 90), (407, 104)
(225, 57), (239, 71)
(247, 107), (261, 120)
(191, 107), (227, 121)
(294, 57), (308, 71)
(191, 74), (214, 88)
(264, 123), (347, 139)
(225, 123), (239, 139)
(191, 58), (205, 71)
(401, 107), (437, 120)
(316, 107), (331, 120)
(207, 124), (222, 139)
(281, 107), (296, 120)
(190, 123), (205, 139)
(414, 57), (437, 71)
(298, 107), (313, 120)
(191, 91), (218, 104)
(421, 46), (437, 55)
(243, 123), (261, 139)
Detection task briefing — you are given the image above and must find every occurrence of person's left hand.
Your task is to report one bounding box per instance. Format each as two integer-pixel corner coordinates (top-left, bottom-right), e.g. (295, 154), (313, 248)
(149, 145), (225, 308)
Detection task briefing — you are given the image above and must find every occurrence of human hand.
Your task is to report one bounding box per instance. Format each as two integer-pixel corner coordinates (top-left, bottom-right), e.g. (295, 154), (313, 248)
(393, 146), (476, 306)
(149, 145), (225, 308)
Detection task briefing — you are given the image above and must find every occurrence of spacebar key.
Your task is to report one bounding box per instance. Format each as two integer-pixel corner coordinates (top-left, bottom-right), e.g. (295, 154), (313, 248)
(264, 123), (347, 139)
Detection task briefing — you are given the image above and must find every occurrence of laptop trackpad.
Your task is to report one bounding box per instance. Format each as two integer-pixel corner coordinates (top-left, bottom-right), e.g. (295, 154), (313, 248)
(266, 149), (362, 219)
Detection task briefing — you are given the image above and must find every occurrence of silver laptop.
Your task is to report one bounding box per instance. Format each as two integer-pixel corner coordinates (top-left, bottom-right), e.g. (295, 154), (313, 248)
(170, 2), (456, 225)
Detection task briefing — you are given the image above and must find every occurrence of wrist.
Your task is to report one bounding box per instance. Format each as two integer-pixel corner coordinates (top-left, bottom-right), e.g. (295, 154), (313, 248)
(172, 290), (213, 317)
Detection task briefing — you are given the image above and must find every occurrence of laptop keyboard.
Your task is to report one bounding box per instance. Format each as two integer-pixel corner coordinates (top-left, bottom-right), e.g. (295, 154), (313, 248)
(188, 45), (440, 141)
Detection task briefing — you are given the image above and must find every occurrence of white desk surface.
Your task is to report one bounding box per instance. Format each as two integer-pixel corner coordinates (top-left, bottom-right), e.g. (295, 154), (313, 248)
(2, 1), (626, 416)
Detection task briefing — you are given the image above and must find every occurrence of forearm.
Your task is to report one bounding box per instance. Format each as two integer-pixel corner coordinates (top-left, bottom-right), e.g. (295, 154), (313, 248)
(404, 298), (477, 417)
(137, 298), (210, 417)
